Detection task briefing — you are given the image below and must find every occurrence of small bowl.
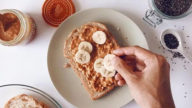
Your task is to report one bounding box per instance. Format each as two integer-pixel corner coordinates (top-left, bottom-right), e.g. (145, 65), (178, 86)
(160, 29), (192, 62)
(0, 84), (62, 108)
(160, 29), (183, 52)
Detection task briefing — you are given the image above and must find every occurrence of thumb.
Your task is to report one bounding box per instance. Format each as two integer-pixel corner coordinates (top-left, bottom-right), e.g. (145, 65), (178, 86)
(112, 56), (135, 82)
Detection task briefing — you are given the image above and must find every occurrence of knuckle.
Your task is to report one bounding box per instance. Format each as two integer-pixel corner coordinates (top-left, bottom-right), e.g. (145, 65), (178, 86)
(158, 55), (166, 61)
(157, 55), (167, 66)
(133, 45), (140, 49)
(150, 54), (158, 60)
(126, 75), (139, 83)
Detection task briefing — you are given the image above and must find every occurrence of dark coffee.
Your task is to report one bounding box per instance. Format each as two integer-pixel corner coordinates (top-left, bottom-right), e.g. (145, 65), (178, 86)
(154, 0), (192, 16)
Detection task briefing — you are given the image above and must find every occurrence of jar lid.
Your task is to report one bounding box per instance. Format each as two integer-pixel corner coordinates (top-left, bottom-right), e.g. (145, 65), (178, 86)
(42, 0), (75, 27)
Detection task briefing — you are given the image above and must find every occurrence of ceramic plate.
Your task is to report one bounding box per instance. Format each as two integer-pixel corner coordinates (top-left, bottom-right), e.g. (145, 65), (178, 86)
(48, 8), (149, 108)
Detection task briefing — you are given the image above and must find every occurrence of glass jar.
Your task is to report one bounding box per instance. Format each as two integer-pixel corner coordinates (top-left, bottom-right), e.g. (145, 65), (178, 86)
(143, 0), (192, 28)
(0, 9), (36, 46)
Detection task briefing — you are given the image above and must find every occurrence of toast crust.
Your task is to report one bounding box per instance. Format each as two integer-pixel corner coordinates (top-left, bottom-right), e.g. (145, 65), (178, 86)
(64, 22), (119, 100)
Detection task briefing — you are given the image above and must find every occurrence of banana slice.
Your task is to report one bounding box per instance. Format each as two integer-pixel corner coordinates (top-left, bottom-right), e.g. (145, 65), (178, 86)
(92, 31), (106, 44)
(103, 54), (116, 71)
(100, 67), (116, 78)
(78, 41), (93, 53)
(106, 70), (116, 77)
(75, 50), (90, 64)
(94, 58), (116, 77)
(94, 58), (104, 73)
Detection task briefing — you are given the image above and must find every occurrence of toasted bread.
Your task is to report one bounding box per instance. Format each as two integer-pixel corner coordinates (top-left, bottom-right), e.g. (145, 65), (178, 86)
(64, 22), (119, 100)
(4, 94), (49, 108)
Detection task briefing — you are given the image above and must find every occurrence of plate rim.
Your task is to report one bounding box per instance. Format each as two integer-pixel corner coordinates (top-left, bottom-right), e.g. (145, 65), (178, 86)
(47, 8), (149, 108)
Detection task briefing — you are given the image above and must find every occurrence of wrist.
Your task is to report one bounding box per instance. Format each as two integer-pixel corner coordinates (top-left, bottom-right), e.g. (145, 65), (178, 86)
(141, 91), (175, 108)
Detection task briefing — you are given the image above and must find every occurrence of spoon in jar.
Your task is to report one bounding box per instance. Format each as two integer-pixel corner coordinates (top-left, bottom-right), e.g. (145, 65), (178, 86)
(160, 29), (192, 62)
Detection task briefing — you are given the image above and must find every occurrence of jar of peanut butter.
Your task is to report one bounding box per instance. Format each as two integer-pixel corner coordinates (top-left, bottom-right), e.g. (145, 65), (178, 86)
(0, 9), (36, 46)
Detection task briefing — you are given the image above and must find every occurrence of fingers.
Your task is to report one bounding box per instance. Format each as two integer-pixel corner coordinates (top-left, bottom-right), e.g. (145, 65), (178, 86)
(136, 63), (145, 71)
(115, 73), (123, 80)
(117, 80), (126, 86)
(112, 56), (134, 81)
(115, 73), (126, 86)
(113, 46), (154, 62)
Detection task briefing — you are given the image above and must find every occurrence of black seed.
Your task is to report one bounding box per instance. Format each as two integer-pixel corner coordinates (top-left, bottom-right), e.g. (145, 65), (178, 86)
(154, 0), (192, 16)
(173, 52), (185, 59)
(164, 34), (179, 49)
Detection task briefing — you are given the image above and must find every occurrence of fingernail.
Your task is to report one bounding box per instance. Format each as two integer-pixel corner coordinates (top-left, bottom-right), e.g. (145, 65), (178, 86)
(113, 49), (120, 54)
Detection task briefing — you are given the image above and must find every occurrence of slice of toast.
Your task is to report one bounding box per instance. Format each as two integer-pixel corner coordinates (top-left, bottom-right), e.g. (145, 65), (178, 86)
(4, 94), (49, 108)
(64, 22), (120, 100)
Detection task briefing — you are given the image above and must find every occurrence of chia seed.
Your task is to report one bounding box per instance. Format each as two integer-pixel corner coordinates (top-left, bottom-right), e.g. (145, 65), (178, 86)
(154, 0), (192, 16)
(173, 52), (185, 59)
(169, 50), (185, 59)
(164, 34), (179, 49)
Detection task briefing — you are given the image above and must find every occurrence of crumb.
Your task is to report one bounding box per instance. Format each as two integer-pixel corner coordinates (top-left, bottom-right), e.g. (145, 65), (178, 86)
(64, 63), (71, 68)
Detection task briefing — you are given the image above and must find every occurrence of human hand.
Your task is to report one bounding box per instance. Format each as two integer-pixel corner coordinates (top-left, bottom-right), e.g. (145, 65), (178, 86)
(112, 46), (175, 108)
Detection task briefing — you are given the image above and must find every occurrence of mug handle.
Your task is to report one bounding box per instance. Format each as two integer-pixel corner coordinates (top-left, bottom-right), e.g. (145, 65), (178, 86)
(143, 9), (163, 28)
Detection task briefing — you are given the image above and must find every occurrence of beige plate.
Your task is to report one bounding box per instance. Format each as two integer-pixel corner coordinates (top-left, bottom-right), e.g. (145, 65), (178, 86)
(47, 8), (149, 108)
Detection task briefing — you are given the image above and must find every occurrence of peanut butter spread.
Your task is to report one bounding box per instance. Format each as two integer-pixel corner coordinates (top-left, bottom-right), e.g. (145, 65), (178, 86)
(70, 25), (118, 92)
(0, 13), (20, 41)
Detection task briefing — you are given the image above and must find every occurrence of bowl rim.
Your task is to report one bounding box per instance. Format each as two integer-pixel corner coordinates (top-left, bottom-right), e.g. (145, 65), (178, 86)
(0, 84), (62, 108)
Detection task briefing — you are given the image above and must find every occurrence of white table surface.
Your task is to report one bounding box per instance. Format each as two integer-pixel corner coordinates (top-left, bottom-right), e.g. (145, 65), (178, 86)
(1, 0), (192, 108)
